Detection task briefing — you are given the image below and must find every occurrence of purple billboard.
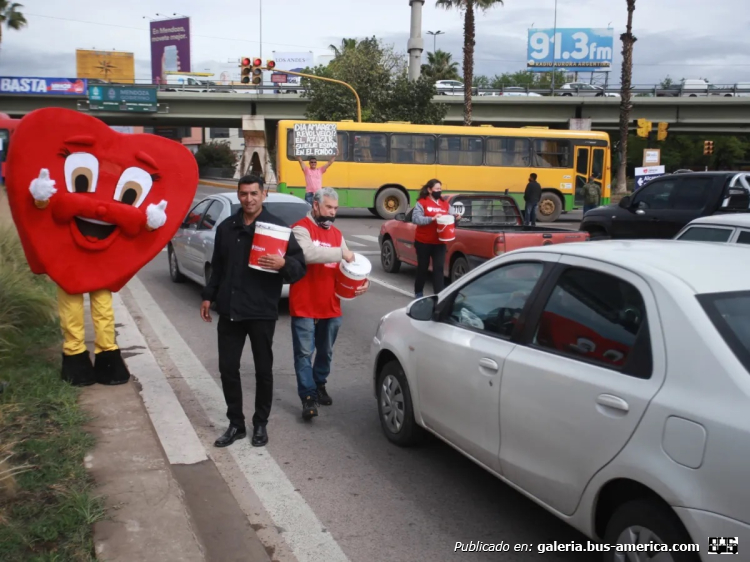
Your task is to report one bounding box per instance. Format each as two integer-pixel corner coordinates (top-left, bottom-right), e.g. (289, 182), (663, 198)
(149, 17), (191, 83)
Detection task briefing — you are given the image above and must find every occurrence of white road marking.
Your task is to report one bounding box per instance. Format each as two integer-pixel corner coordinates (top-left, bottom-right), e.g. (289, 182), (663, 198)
(351, 234), (380, 243)
(367, 276), (415, 298)
(356, 251), (380, 256)
(344, 239), (366, 247)
(111, 293), (207, 465)
(125, 276), (350, 562)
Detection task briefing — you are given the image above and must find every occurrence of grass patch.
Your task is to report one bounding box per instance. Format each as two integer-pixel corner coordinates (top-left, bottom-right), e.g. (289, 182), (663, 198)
(0, 225), (103, 561)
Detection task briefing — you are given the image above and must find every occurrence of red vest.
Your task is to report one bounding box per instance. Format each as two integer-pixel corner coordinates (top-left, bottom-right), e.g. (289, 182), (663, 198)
(415, 196), (450, 244)
(289, 217), (343, 319)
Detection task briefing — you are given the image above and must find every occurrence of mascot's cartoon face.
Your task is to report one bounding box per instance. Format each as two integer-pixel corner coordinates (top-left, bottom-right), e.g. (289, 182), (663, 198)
(5, 108), (199, 295)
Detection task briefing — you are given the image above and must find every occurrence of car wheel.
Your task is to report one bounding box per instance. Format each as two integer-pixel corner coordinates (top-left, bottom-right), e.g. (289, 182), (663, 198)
(603, 500), (700, 562)
(450, 255), (469, 283)
(380, 238), (401, 273)
(375, 188), (408, 220)
(537, 192), (563, 222)
(377, 360), (424, 446)
(168, 245), (186, 283)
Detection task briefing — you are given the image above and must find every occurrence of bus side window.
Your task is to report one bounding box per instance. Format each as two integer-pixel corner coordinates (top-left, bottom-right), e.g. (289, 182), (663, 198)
(353, 133), (388, 163)
(532, 139), (571, 168)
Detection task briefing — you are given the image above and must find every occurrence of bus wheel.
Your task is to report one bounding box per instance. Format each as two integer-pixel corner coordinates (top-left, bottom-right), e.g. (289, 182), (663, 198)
(537, 193), (562, 222)
(368, 207), (379, 217)
(375, 188), (408, 220)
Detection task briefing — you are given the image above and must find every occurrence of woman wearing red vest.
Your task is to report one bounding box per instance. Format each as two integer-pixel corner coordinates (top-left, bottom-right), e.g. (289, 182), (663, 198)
(411, 179), (461, 298)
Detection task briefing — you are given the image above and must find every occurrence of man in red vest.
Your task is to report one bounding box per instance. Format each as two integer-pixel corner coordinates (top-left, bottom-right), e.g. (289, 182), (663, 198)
(290, 187), (369, 420)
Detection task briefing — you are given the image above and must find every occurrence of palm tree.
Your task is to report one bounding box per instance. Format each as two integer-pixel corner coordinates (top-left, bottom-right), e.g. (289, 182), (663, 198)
(436, 0), (504, 126)
(615, 0), (637, 194)
(421, 50), (461, 81)
(329, 38), (358, 58)
(0, 1), (26, 46)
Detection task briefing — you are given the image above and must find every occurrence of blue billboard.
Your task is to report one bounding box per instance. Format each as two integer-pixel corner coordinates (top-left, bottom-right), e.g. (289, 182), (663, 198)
(0, 77), (88, 95)
(527, 28), (614, 71)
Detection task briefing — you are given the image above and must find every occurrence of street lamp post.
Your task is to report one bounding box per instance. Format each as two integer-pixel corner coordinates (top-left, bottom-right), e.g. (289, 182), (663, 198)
(427, 30), (445, 52)
(550, 0), (558, 91)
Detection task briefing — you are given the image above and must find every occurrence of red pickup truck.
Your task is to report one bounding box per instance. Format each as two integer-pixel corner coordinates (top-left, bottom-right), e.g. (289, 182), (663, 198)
(378, 193), (589, 283)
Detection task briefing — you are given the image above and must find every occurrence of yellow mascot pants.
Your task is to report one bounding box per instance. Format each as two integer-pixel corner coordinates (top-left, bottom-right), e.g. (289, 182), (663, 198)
(57, 287), (119, 356)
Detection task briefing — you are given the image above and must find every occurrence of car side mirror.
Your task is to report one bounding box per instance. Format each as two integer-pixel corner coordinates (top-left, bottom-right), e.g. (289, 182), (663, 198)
(618, 196), (632, 209)
(395, 213), (406, 221)
(406, 295), (437, 321)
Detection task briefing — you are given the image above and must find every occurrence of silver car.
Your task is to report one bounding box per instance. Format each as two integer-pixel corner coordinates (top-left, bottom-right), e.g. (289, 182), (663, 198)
(371, 240), (749, 560)
(167, 191), (310, 298)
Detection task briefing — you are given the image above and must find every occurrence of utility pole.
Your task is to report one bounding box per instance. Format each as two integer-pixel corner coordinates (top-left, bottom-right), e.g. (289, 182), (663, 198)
(550, 0), (559, 91)
(408, 0), (425, 81)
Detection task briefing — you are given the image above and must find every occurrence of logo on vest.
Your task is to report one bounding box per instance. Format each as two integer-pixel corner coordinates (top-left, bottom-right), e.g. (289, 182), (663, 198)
(312, 239), (333, 248)
(252, 245), (265, 252)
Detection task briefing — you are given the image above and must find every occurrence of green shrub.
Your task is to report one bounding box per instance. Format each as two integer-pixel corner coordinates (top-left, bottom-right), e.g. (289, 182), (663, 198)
(194, 140), (238, 170)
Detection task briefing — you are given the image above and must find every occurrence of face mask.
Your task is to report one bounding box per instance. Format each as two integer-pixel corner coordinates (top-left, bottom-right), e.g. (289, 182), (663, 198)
(315, 214), (335, 228)
(432, 192), (442, 200)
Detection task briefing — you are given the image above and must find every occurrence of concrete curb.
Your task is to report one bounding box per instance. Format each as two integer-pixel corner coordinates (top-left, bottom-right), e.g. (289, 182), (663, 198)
(199, 179), (235, 190)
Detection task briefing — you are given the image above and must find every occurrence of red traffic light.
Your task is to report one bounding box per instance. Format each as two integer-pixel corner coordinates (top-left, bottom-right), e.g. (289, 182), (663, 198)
(242, 57), (251, 66)
(253, 58), (262, 67)
(266, 60), (276, 69)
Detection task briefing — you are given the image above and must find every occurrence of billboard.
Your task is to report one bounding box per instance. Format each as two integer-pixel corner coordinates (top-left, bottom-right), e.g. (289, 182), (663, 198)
(527, 28), (613, 71)
(150, 17), (191, 83)
(0, 77), (87, 95)
(76, 50), (135, 83)
(271, 52), (314, 85)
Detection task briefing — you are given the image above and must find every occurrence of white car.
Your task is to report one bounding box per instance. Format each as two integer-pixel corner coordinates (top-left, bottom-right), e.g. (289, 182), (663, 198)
(675, 213), (750, 244)
(371, 240), (749, 560)
(168, 191), (310, 298)
(558, 82), (620, 97)
(435, 80), (464, 96)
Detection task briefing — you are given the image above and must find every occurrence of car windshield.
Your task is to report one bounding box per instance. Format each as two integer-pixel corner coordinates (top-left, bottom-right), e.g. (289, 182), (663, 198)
(677, 226), (733, 242)
(699, 291), (750, 374)
(231, 201), (309, 226)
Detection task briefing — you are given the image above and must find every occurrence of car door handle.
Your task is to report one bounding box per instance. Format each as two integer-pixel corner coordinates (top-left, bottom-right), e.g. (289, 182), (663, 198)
(596, 394), (629, 412)
(478, 358), (499, 372)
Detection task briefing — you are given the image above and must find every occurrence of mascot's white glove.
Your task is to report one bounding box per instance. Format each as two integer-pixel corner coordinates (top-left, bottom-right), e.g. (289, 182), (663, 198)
(29, 168), (57, 209)
(146, 200), (168, 231)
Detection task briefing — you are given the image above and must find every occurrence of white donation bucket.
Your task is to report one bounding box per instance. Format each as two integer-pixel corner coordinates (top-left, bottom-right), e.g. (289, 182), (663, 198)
(436, 214), (455, 242)
(248, 222), (292, 273)
(335, 253), (372, 300)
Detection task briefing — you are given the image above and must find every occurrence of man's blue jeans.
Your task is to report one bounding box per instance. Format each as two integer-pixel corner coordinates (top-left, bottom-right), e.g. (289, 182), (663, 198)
(304, 192), (314, 205)
(291, 316), (343, 401)
(525, 203), (538, 226)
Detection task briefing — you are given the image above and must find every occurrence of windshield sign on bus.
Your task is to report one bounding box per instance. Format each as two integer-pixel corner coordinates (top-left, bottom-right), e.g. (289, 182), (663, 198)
(527, 28), (614, 71)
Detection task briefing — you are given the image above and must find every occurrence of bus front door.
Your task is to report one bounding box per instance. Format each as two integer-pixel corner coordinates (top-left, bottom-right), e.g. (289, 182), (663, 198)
(575, 146), (606, 208)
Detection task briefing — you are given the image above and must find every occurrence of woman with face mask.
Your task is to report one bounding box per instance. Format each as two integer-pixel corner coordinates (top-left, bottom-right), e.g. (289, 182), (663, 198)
(410, 179), (461, 299)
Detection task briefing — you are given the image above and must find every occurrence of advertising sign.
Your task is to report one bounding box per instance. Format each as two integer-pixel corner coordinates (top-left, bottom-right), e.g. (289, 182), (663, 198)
(0, 77), (87, 95)
(150, 17), (191, 83)
(293, 123), (337, 157)
(272, 51), (314, 85)
(634, 165), (666, 190)
(527, 28), (613, 71)
(76, 50), (135, 83)
(88, 84), (158, 113)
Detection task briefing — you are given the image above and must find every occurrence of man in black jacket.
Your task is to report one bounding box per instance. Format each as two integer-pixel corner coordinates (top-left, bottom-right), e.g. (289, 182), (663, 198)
(200, 175), (306, 448)
(523, 173), (542, 226)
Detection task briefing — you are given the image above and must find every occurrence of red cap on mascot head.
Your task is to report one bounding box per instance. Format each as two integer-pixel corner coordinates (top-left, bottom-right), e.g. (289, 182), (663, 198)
(5, 108), (199, 295)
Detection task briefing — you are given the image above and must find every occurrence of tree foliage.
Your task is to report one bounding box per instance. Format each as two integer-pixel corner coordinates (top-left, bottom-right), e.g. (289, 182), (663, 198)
(0, 1), (27, 45)
(474, 70), (568, 89)
(627, 134), (750, 172)
(421, 50), (461, 81)
(302, 37), (447, 125)
(194, 140), (238, 170)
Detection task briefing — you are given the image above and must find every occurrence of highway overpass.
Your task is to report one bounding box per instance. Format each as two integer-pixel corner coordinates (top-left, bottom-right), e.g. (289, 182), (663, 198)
(1, 92), (749, 133)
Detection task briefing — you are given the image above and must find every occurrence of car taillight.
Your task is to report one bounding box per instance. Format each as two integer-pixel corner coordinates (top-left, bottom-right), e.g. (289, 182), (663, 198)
(494, 234), (505, 255)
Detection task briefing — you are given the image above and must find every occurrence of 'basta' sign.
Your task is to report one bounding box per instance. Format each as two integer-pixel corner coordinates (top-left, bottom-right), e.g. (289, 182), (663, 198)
(0, 77), (88, 95)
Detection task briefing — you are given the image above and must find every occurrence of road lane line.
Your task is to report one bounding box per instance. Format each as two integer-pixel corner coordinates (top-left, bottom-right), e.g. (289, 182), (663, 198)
(111, 293), (208, 465)
(344, 239), (366, 247)
(125, 276), (350, 562)
(367, 276), (415, 298)
(351, 234), (380, 243)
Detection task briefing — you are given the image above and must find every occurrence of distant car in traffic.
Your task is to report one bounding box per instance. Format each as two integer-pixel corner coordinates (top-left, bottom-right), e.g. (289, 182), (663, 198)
(558, 82), (620, 97)
(478, 87), (543, 97)
(167, 191), (309, 297)
(674, 212), (750, 244)
(371, 240), (750, 560)
(580, 171), (750, 240)
(435, 80), (464, 95)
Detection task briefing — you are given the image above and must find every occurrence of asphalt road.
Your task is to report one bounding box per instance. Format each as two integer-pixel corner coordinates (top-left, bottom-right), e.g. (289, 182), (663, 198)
(125, 185), (595, 562)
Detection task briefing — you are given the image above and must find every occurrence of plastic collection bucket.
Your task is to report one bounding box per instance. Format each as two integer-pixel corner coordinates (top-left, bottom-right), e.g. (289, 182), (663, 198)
(335, 253), (372, 300)
(248, 222), (292, 273)
(437, 214), (455, 242)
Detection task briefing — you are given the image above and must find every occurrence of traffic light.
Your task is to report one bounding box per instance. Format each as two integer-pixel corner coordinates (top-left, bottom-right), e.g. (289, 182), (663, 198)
(704, 140), (714, 155)
(266, 60), (276, 71)
(635, 118), (652, 138)
(657, 122), (669, 142)
(251, 57), (263, 85)
(240, 57), (252, 84)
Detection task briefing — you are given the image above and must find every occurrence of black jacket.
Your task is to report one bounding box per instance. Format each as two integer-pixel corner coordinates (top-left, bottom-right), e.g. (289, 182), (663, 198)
(524, 181), (542, 204)
(201, 207), (306, 321)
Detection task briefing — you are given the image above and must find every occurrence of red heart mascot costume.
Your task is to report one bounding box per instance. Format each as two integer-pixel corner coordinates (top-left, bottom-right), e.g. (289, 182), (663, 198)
(5, 108), (198, 386)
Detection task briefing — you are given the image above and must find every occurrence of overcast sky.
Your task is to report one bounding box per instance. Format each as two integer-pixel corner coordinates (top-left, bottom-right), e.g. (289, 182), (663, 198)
(0, 0), (748, 86)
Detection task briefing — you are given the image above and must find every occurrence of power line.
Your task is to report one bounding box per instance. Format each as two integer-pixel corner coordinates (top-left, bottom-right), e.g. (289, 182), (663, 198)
(25, 12), (320, 52)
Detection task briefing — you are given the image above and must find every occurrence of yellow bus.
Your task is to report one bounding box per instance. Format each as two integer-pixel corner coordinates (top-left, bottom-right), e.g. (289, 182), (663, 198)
(276, 120), (611, 221)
